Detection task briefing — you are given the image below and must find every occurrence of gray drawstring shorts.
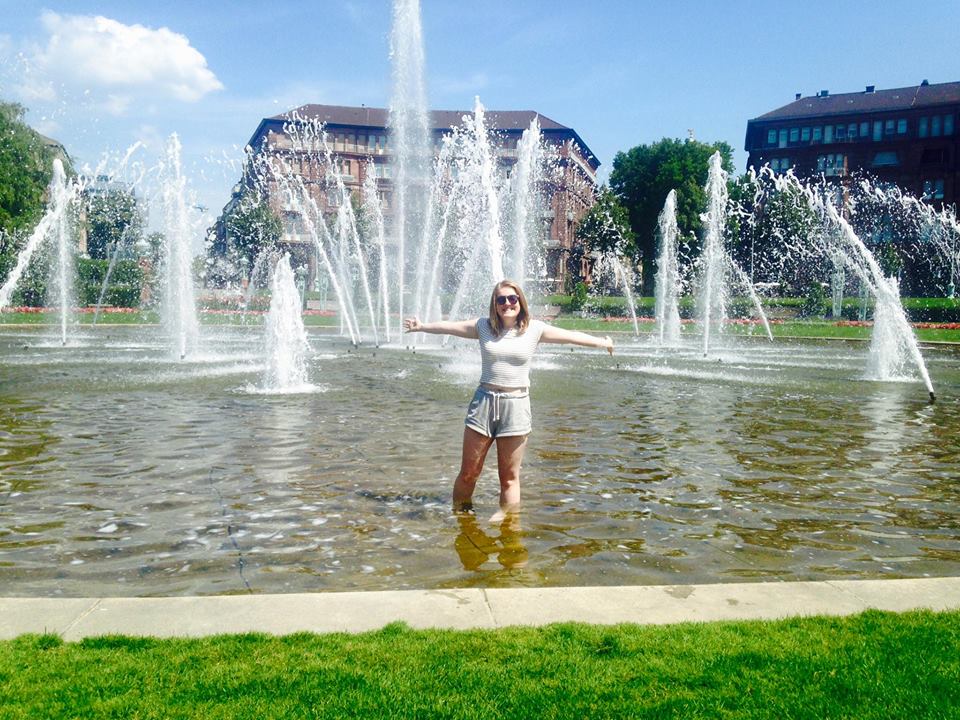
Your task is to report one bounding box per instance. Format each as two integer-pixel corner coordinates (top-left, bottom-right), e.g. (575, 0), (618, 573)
(464, 386), (531, 438)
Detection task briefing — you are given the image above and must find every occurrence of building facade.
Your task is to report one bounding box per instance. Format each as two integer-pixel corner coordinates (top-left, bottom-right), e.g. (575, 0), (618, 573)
(227, 104), (598, 291)
(745, 80), (959, 208)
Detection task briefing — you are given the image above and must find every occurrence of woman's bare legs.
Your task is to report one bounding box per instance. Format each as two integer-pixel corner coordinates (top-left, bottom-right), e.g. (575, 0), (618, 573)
(452, 427), (494, 512)
(490, 434), (528, 521)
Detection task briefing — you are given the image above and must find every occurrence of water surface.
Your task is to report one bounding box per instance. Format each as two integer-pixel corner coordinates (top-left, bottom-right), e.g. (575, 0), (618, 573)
(1, 325), (958, 597)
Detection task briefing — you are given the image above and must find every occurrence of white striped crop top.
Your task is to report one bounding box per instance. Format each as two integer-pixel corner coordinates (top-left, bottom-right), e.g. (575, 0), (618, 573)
(476, 318), (546, 388)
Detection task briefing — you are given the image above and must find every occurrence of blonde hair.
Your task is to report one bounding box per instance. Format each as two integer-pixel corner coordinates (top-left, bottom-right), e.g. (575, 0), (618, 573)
(488, 280), (531, 335)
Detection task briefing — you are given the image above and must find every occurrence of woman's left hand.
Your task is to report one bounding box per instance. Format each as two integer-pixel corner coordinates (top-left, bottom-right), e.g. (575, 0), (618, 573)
(605, 336), (613, 355)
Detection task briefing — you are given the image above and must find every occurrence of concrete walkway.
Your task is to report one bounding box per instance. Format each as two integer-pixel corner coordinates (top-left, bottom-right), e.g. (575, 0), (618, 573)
(1, 577), (958, 640)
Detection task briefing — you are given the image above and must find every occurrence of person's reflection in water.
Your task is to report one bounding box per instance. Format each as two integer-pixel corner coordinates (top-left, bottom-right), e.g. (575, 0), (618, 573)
(455, 513), (528, 570)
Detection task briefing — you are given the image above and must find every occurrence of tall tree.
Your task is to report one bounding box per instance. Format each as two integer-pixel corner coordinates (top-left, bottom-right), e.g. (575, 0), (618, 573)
(575, 186), (635, 257)
(84, 187), (144, 260)
(223, 193), (283, 270)
(0, 102), (61, 233)
(0, 101), (71, 285)
(610, 138), (734, 294)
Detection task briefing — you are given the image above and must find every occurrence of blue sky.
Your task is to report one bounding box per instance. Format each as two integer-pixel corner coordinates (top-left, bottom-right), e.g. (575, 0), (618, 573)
(2, 0), (959, 218)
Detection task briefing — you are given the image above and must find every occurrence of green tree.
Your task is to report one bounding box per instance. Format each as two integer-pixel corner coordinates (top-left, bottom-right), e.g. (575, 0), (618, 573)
(223, 193), (282, 270)
(0, 101), (72, 285)
(575, 186), (635, 257)
(727, 171), (820, 291)
(84, 187), (144, 260)
(609, 138), (734, 294)
(0, 101), (67, 234)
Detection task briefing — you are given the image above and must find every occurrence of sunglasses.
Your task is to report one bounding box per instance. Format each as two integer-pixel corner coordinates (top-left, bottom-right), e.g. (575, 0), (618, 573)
(496, 294), (520, 306)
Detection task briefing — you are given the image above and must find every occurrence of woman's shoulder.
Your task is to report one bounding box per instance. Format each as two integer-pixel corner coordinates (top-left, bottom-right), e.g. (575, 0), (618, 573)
(527, 318), (547, 338)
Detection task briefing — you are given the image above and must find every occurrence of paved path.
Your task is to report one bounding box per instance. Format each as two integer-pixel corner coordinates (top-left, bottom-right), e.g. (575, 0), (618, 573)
(1, 577), (958, 640)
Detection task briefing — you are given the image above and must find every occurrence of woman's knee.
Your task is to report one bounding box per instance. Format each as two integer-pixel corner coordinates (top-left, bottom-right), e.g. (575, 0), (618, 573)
(497, 469), (520, 487)
(456, 469), (481, 486)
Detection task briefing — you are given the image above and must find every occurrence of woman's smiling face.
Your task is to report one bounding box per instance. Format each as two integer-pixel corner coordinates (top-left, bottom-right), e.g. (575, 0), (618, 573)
(495, 287), (520, 319)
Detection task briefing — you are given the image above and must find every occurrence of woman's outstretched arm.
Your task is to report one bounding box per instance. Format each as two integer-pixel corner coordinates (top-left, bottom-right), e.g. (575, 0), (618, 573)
(539, 324), (613, 354)
(403, 317), (479, 339)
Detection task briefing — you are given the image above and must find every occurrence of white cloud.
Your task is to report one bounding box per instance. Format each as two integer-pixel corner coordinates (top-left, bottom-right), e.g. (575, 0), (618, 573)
(27, 12), (223, 112)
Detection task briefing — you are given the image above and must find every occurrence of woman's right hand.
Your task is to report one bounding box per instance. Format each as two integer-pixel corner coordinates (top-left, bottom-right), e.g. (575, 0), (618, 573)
(403, 317), (422, 333)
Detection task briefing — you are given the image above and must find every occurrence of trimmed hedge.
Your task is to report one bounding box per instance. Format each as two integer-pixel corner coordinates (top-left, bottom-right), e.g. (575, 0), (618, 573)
(542, 293), (960, 323)
(76, 258), (144, 308)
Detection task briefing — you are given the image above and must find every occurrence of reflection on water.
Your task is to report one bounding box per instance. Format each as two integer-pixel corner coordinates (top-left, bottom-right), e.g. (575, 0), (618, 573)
(454, 513), (528, 571)
(0, 326), (959, 597)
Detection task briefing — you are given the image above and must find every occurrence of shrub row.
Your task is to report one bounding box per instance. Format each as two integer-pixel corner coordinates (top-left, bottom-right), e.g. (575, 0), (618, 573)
(542, 293), (960, 322)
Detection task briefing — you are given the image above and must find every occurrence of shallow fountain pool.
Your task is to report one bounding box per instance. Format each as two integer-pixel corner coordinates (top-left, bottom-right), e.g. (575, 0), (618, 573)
(1, 325), (958, 597)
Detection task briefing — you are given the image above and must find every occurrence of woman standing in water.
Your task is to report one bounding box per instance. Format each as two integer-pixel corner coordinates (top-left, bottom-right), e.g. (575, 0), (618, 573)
(404, 279), (613, 516)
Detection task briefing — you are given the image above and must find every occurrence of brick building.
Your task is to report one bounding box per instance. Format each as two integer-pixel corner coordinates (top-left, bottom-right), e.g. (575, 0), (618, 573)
(225, 104), (598, 291)
(745, 80), (959, 208)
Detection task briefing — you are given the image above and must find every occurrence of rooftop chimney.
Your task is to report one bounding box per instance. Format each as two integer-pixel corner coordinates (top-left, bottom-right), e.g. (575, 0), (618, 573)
(819, 89), (829, 97)
(921, 79), (930, 86)
(795, 92), (802, 100)
(865, 85), (875, 93)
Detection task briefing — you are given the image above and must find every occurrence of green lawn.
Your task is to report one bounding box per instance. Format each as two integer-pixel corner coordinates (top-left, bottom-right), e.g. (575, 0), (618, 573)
(2, 310), (958, 342)
(0, 310), (338, 328)
(1, 610), (957, 719)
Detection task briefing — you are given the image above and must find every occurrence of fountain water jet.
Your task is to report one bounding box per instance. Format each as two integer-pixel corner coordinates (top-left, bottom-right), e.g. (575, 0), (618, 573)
(818, 198), (936, 401)
(159, 135), (200, 360)
(0, 159), (75, 312)
(654, 189), (682, 345)
(698, 153), (773, 354)
(263, 254), (312, 392)
(389, 0), (432, 337)
(698, 153), (731, 356)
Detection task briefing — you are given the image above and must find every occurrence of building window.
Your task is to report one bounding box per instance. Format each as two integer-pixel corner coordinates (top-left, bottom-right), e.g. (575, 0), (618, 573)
(919, 117), (929, 138)
(945, 114), (955, 135)
(897, 119), (907, 134)
(835, 125), (846, 140)
(824, 125), (834, 143)
(923, 179), (945, 200)
(883, 119), (895, 135)
(873, 121), (883, 141)
(848, 123), (857, 138)
(767, 129), (777, 145)
(770, 157), (791, 172)
(817, 154), (846, 175)
(921, 148), (947, 164)
(872, 151), (899, 167)
(778, 129), (788, 148)
(789, 127), (799, 143)
(801, 127), (811, 142)
(932, 116), (942, 136)
(812, 126), (823, 142)
(859, 121), (869, 138)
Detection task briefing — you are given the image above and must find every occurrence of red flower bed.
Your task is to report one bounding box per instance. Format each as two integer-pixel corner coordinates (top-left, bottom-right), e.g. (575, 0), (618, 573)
(1, 306), (138, 314)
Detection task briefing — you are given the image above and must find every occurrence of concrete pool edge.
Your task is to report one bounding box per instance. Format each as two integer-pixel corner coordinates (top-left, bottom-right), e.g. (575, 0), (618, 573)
(2, 576), (958, 640)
